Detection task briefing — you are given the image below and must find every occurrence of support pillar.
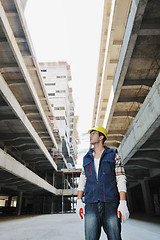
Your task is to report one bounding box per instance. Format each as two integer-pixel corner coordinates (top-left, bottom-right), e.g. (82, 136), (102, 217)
(127, 189), (133, 213)
(16, 192), (23, 216)
(62, 172), (64, 213)
(50, 194), (54, 214)
(42, 196), (46, 213)
(62, 194), (64, 214)
(6, 196), (12, 207)
(72, 195), (74, 213)
(141, 180), (154, 215)
(53, 171), (55, 187)
(32, 195), (39, 214)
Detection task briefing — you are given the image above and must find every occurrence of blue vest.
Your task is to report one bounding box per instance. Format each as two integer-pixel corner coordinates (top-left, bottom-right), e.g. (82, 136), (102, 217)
(83, 146), (119, 203)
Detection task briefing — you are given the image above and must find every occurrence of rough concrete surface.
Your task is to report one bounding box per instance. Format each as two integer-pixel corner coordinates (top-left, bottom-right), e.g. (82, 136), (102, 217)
(0, 213), (160, 240)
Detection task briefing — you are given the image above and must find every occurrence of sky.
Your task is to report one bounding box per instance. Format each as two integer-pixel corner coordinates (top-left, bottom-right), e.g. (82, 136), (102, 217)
(24, 0), (104, 166)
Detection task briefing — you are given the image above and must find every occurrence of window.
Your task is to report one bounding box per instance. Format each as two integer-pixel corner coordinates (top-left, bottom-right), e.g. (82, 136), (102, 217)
(55, 116), (65, 120)
(55, 116), (67, 125)
(56, 76), (66, 78)
(48, 93), (55, 96)
(45, 83), (56, 86)
(56, 90), (66, 93)
(54, 107), (65, 110)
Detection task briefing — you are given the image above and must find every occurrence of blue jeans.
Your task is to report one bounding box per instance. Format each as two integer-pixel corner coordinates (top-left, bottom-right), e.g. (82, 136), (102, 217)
(85, 202), (121, 240)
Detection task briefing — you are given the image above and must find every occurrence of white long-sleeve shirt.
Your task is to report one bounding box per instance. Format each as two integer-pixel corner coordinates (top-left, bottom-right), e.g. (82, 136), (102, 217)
(78, 153), (127, 193)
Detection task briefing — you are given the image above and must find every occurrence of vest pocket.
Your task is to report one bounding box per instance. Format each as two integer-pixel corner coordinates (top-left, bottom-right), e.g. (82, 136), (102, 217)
(84, 162), (92, 177)
(102, 161), (111, 175)
(103, 161), (115, 176)
(110, 163), (116, 176)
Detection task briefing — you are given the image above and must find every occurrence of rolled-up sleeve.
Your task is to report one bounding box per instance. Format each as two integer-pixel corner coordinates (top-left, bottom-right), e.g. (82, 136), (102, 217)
(115, 153), (127, 192)
(77, 167), (86, 191)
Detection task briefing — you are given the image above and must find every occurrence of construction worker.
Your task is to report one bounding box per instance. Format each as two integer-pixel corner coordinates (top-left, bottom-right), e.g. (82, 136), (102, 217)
(76, 126), (129, 240)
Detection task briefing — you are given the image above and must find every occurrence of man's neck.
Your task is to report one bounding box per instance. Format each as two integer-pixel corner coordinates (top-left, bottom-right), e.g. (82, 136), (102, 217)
(93, 143), (105, 158)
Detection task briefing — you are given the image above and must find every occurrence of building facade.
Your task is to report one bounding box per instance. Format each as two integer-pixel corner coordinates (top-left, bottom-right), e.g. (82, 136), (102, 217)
(39, 62), (78, 168)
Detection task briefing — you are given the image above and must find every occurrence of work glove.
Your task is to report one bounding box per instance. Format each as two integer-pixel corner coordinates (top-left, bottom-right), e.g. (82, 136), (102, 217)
(76, 199), (85, 220)
(118, 200), (129, 223)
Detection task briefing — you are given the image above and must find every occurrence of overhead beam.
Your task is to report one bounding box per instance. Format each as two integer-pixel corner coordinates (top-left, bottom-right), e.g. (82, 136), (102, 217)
(133, 150), (160, 159)
(130, 157), (160, 164)
(8, 82), (26, 87)
(138, 148), (160, 151)
(0, 148), (57, 194)
(113, 111), (137, 117)
(139, 29), (160, 36)
(106, 140), (121, 144)
(0, 66), (20, 73)
(122, 85), (151, 90)
(0, 133), (30, 140)
(125, 169), (150, 178)
(0, 114), (18, 120)
(5, 143), (37, 149)
(108, 130), (125, 136)
(123, 79), (154, 87)
(0, 73), (57, 171)
(125, 165), (148, 170)
(16, 37), (27, 43)
(140, 139), (160, 149)
(113, 40), (122, 45)
(110, 59), (118, 64)
(6, 12), (17, 17)
(118, 96), (145, 103)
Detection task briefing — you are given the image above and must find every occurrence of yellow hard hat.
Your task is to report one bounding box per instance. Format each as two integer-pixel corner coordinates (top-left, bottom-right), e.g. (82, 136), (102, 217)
(88, 126), (107, 139)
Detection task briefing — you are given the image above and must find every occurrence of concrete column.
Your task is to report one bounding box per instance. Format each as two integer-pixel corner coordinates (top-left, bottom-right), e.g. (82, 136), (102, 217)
(67, 174), (68, 189)
(127, 189), (133, 213)
(62, 173), (64, 213)
(50, 194), (54, 214)
(6, 196), (12, 207)
(72, 195), (74, 213)
(62, 194), (64, 214)
(141, 180), (154, 215)
(72, 172), (74, 188)
(53, 172), (55, 187)
(32, 195), (38, 214)
(43, 195), (54, 214)
(42, 196), (46, 213)
(16, 192), (23, 216)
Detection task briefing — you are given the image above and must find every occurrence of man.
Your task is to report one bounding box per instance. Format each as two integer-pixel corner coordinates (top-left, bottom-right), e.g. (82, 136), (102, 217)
(76, 126), (129, 240)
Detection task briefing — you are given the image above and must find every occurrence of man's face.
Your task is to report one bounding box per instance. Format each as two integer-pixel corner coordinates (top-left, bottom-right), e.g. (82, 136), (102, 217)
(90, 131), (100, 144)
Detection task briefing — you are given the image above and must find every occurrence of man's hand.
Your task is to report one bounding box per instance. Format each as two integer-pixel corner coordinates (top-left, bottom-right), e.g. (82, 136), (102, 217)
(76, 199), (85, 220)
(118, 200), (129, 223)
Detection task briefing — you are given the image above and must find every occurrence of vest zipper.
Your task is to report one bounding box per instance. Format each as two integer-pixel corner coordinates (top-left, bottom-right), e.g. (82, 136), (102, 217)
(97, 180), (100, 201)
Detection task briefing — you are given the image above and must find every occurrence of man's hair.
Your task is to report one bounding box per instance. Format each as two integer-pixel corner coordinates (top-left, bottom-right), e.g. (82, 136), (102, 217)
(98, 132), (106, 144)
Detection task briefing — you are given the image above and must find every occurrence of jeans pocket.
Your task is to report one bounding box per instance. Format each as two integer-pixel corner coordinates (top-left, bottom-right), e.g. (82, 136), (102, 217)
(109, 201), (118, 209)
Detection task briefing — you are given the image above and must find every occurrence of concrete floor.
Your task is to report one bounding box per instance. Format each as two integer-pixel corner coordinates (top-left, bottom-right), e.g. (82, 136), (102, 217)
(0, 213), (160, 240)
